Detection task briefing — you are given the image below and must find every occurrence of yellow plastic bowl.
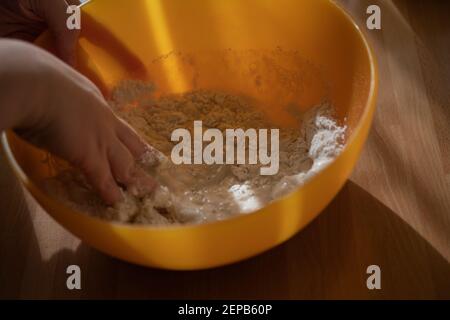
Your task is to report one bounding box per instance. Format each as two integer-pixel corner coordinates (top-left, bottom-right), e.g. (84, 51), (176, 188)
(1, 0), (377, 270)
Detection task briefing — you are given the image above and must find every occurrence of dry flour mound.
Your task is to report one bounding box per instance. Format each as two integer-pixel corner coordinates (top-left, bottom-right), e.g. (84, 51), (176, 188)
(43, 80), (347, 226)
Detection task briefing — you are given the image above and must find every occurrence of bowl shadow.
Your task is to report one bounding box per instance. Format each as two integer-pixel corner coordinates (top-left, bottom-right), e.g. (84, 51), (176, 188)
(2, 148), (449, 300)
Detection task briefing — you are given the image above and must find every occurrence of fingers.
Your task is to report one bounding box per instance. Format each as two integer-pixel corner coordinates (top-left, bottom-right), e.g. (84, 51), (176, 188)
(75, 135), (157, 206)
(40, 0), (80, 65)
(129, 166), (158, 197)
(115, 117), (165, 168)
(70, 110), (156, 204)
(107, 138), (135, 187)
(115, 118), (148, 158)
(78, 152), (123, 206)
(108, 132), (158, 197)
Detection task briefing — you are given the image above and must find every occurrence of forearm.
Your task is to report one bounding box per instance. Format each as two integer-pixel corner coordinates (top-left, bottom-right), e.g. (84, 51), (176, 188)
(0, 39), (49, 132)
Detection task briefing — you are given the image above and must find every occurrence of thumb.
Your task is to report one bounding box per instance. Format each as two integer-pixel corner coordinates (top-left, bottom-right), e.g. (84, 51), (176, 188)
(39, 0), (80, 66)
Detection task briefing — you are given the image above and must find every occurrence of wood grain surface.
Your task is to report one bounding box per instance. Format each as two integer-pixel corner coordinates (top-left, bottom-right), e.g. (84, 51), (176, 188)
(1, 0), (449, 299)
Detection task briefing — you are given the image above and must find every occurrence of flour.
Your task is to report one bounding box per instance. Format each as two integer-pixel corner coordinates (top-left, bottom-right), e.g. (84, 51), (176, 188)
(43, 80), (347, 225)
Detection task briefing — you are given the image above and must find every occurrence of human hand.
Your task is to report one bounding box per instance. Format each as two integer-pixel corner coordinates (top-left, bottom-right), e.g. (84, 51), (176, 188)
(1, 40), (156, 205)
(0, 0), (80, 65)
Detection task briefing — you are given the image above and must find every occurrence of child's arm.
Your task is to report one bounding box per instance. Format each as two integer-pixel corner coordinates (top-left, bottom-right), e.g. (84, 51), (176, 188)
(0, 39), (155, 205)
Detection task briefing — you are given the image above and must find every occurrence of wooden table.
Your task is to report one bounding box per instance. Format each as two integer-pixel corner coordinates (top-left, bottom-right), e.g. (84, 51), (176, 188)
(1, 0), (449, 299)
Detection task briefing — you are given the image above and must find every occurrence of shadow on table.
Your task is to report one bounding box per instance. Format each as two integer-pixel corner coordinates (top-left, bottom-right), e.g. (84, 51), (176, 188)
(340, 0), (450, 261)
(3, 165), (448, 299)
(94, 180), (449, 300)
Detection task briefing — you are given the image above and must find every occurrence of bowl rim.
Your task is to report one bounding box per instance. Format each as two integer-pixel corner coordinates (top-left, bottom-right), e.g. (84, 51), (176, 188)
(0, 0), (378, 231)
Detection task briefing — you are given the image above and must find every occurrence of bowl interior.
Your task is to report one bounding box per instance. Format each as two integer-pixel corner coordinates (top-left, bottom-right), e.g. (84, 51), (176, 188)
(11, 0), (372, 184)
(2, 0), (376, 269)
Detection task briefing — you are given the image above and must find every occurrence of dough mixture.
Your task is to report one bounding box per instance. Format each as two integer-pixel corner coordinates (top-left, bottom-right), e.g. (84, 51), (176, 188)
(43, 80), (347, 225)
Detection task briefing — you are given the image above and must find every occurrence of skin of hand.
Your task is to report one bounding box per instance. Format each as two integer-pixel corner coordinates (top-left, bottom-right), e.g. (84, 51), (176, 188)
(0, 39), (157, 205)
(0, 1), (158, 204)
(0, 0), (81, 65)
